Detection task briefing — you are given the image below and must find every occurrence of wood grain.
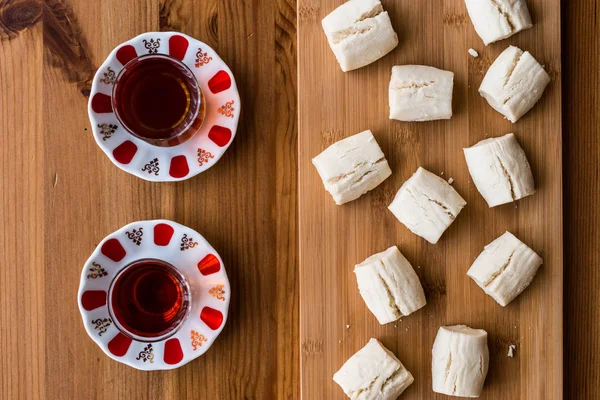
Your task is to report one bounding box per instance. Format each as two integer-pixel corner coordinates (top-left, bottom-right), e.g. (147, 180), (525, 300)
(1, 0), (297, 398)
(0, 7), (44, 400)
(298, 1), (563, 399)
(1, 0), (600, 398)
(563, 0), (600, 398)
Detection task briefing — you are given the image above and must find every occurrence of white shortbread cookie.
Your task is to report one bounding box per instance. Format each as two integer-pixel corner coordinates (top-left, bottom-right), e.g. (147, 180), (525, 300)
(464, 0), (533, 45)
(389, 65), (454, 121)
(479, 45), (550, 123)
(432, 325), (489, 397)
(467, 231), (543, 306)
(334, 338), (414, 399)
(388, 167), (466, 244)
(312, 130), (392, 205)
(322, 0), (398, 72)
(463, 133), (535, 207)
(355, 246), (426, 324)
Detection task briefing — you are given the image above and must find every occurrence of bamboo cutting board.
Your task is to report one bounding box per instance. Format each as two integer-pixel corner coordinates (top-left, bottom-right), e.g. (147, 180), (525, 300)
(298, 0), (562, 399)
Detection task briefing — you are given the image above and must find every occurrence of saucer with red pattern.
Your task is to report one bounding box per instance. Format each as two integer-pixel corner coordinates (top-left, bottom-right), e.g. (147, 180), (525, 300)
(77, 220), (230, 370)
(88, 32), (240, 182)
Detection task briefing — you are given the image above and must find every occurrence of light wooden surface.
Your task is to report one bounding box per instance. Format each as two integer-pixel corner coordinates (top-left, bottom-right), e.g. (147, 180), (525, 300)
(2, 0), (600, 399)
(298, 1), (563, 399)
(1, 0), (298, 399)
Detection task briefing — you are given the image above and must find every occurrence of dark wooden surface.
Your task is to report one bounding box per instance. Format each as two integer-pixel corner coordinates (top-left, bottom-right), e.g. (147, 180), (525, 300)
(562, 0), (600, 398)
(0, 0), (598, 399)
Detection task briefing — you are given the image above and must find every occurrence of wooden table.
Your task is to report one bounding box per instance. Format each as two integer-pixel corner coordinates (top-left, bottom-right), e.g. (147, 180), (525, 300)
(1, 0), (297, 398)
(298, 0), (563, 398)
(0, 0), (597, 399)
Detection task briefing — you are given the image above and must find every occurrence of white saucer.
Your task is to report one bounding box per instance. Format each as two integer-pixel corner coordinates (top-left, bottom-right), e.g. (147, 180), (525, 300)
(88, 32), (240, 181)
(77, 220), (230, 370)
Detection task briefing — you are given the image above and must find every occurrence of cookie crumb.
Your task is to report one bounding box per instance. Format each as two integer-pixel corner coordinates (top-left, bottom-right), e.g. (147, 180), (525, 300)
(448, 177), (454, 184)
(507, 344), (516, 357)
(468, 48), (479, 58)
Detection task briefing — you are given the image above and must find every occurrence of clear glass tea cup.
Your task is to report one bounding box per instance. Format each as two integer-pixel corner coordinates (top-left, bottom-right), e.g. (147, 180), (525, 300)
(112, 54), (206, 147)
(107, 258), (191, 341)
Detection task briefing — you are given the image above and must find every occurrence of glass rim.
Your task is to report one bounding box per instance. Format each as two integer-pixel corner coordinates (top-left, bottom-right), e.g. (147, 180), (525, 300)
(107, 258), (192, 343)
(110, 54), (202, 146)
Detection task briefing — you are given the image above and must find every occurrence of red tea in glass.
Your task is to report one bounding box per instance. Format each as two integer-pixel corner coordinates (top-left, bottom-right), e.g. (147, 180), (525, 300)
(112, 55), (205, 147)
(109, 259), (190, 340)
